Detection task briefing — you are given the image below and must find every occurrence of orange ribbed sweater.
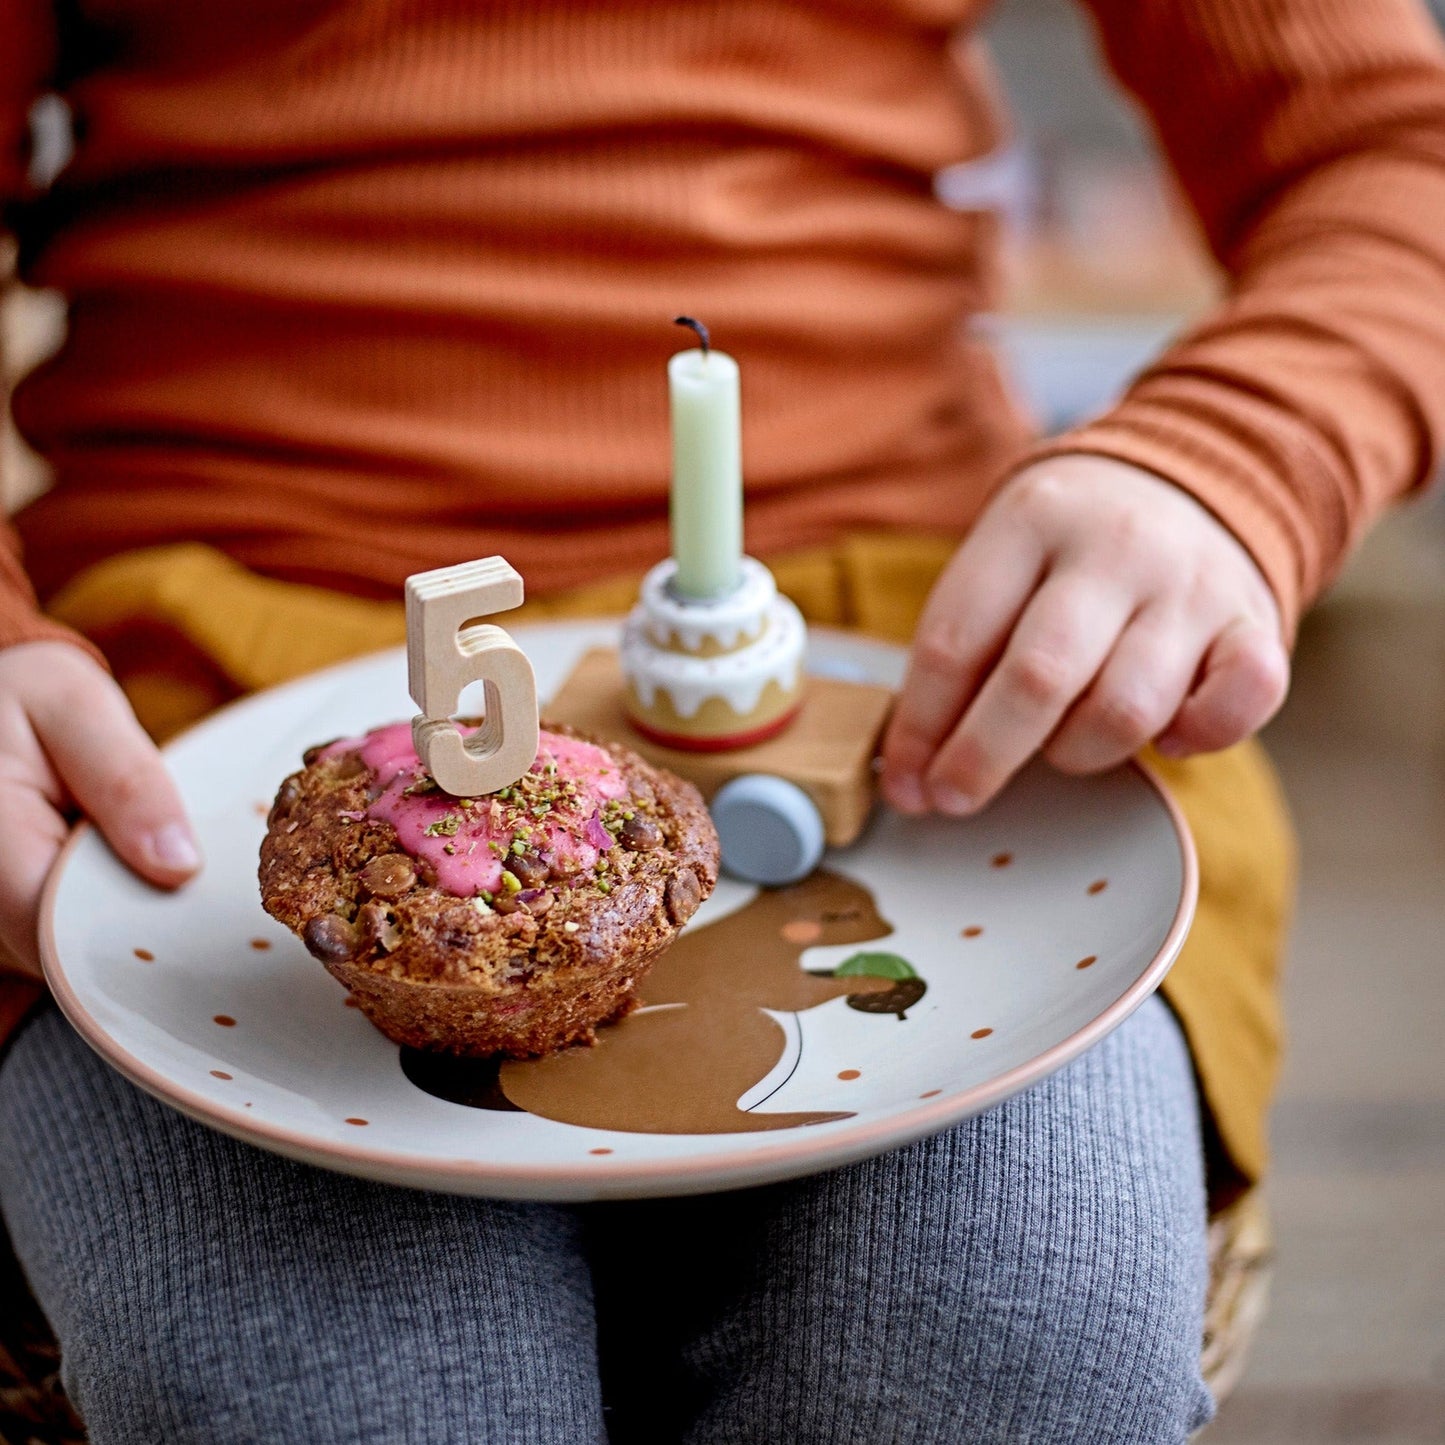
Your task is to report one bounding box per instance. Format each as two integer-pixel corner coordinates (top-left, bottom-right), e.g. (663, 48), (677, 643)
(4, 0), (1445, 650)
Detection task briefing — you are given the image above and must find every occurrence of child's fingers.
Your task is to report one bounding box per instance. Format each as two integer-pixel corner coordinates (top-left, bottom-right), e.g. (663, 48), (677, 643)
(30, 674), (201, 888)
(880, 518), (1046, 812)
(922, 571), (1134, 813)
(0, 785), (71, 978)
(1154, 619), (1290, 757)
(1044, 606), (1206, 774)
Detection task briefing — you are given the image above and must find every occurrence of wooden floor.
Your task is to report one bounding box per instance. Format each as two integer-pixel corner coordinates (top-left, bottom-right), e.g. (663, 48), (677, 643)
(1204, 507), (1445, 1444)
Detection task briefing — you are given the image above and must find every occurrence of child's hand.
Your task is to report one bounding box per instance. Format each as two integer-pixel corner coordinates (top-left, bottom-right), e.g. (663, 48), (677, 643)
(880, 455), (1290, 815)
(0, 642), (200, 979)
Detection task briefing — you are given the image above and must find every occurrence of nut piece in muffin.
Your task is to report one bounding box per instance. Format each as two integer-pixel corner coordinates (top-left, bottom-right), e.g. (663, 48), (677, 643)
(259, 721), (719, 1058)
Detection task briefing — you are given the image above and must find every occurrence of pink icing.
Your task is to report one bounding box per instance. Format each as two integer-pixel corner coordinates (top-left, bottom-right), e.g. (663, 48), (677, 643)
(323, 722), (629, 897)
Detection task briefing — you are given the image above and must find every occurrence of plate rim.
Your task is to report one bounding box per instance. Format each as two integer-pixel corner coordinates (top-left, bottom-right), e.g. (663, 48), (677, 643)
(39, 627), (1199, 1197)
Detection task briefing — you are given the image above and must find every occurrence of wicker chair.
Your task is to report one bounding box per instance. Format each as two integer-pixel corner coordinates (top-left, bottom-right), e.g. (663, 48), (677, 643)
(0, 1192), (1273, 1445)
(1200, 1191), (1275, 1405)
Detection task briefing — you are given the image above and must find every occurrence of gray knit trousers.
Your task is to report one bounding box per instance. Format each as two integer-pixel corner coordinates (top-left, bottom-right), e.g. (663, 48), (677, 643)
(0, 997), (1213, 1444)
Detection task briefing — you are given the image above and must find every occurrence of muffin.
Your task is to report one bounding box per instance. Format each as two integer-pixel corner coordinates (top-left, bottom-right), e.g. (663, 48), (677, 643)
(259, 721), (719, 1058)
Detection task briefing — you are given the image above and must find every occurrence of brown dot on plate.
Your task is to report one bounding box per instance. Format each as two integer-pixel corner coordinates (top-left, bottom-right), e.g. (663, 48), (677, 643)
(990, 852), (1013, 869)
(344, 1117), (369, 1126)
(209, 1070), (232, 1080)
(1088, 879), (1109, 895)
(1076, 955), (1098, 970)
(962, 926), (983, 938)
(970, 1027), (994, 1040)
(344, 996), (361, 1008)
(589, 1147), (614, 1156)
(213, 1015), (236, 1028)
(837, 1068), (862, 1081)
(133, 948), (154, 962)
(249, 938), (271, 951)
(243, 1102), (253, 1108)
(253, 801), (269, 816)
(920, 1089), (942, 1099)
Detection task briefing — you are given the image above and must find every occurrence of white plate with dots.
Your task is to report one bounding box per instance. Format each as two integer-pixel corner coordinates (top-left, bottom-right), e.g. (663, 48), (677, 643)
(42, 622), (1196, 1200)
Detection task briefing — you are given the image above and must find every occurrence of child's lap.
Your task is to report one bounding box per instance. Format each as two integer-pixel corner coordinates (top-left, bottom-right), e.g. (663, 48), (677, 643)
(0, 998), (1212, 1444)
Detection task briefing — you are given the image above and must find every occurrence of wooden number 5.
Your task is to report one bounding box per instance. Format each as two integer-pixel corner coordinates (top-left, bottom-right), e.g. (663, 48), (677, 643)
(405, 557), (540, 797)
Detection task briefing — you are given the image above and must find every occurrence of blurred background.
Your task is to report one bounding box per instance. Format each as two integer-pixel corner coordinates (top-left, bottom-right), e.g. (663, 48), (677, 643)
(3, 3), (1443, 1441)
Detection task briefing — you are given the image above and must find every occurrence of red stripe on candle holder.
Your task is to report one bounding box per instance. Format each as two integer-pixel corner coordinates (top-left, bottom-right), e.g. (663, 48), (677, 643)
(625, 705), (803, 753)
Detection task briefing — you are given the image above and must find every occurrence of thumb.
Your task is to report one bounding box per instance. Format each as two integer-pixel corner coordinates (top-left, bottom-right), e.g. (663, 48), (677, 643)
(34, 672), (201, 887)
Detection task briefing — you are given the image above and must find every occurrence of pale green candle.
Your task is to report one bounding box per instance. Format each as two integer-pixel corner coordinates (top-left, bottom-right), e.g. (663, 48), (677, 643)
(669, 339), (743, 600)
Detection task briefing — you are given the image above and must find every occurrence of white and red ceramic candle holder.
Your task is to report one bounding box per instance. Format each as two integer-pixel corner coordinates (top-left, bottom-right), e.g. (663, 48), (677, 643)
(621, 556), (806, 752)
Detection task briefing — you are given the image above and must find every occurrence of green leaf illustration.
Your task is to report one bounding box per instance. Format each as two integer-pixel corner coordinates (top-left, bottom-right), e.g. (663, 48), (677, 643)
(833, 951), (918, 981)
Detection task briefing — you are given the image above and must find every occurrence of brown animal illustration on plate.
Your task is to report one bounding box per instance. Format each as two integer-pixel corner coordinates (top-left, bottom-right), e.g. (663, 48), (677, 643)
(490, 869), (903, 1133)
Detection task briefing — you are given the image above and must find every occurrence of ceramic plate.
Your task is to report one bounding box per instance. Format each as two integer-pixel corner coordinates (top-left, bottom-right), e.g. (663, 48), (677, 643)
(42, 622), (1196, 1200)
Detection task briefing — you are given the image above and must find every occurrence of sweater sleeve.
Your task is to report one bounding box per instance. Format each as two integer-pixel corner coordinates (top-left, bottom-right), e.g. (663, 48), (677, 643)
(1, 0), (102, 659)
(1021, 0), (1445, 637)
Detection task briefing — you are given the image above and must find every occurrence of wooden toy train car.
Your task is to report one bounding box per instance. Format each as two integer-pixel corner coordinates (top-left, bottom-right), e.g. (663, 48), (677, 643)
(549, 648), (895, 886)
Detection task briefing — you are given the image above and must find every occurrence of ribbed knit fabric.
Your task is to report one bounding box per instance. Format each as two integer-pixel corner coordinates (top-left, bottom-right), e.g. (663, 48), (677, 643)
(0, 1008), (607, 1445)
(588, 994), (1213, 1444)
(1, 997), (1211, 1444)
(3, 0), (1445, 649)
(1025, 0), (1445, 637)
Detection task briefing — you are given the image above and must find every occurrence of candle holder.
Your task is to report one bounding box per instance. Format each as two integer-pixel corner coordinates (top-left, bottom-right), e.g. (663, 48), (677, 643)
(543, 318), (894, 883)
(621, 556), (806, 752)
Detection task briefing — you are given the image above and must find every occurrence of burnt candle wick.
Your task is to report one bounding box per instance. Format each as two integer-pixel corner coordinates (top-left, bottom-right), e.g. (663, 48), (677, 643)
(674, 315), (710, 357)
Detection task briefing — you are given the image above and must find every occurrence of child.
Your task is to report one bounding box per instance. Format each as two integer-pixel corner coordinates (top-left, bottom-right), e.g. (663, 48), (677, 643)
(2, 1), (1441, 1439)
